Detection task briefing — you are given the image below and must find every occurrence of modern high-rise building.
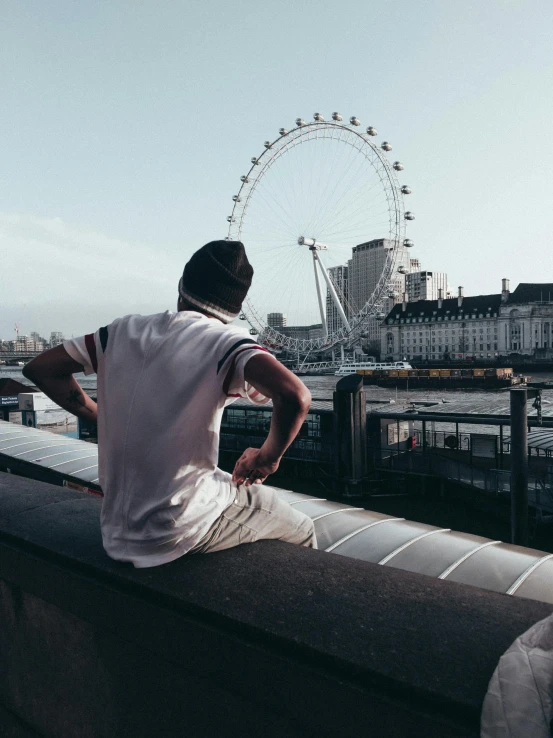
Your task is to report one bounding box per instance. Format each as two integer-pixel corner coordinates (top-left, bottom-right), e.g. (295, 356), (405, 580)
(406, 271), (448, 302)
(50, 331), (64, 346)
(279, 324), (323, 340)
(326, 265), (349, 335)
(267, 313), (287, 329)
(347, 238), (410, 341)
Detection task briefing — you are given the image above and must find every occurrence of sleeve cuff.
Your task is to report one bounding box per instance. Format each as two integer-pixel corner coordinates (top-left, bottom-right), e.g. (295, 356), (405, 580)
(63, 337), (95, 376)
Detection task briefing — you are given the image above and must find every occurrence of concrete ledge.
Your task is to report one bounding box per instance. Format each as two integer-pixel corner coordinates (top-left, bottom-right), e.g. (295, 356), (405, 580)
(1, 472), (552, 738)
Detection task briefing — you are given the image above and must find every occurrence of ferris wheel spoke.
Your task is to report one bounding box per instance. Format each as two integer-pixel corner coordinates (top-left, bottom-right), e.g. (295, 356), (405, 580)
(323, 208), (392, 242)
(318, 180), (392, 237)
(314, 135), (351, 221)
(251, 170), (297, 232)
(248, 181), (301, 238)
(255, 163), (303, 226)
(319, 211), (388, 249)
(302, 136), (364, 237)
(312, 161), (379, 237)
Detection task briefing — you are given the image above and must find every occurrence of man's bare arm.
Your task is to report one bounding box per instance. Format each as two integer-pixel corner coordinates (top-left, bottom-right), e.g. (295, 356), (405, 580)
(232, 353), (311, 485)
(22, 346), (98, 424)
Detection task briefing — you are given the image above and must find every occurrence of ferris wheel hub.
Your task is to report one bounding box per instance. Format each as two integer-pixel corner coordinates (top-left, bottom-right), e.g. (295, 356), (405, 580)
(298, 236), (328, 250)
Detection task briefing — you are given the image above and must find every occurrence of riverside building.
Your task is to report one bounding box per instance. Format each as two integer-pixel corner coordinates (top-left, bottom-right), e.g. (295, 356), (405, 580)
(406, 271), (448, 302)
(267, 312), (287, 329)
(326, 265), (349, 334)
(279, 324), (324, 341)
(347, 238), (410, 342)
(381, 280), (553, 362)
(498, 280), (553, 357)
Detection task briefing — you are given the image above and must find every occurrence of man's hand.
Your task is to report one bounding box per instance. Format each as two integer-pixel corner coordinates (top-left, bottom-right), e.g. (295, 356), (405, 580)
(232, 447), (280, 486)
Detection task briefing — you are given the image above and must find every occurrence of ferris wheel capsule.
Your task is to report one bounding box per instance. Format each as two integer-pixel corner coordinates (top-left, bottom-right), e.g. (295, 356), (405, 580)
(393, 161), (404, 171)
(397, 266), (408, 274)
(295, 118), (306, 127)
(239, 313), (247, 320)
(401, 185), (412, 194)
(264, 141), (273, 149)
(249, 328), (257, 335)
(240, 175), (249, 183)
(227, 216), (236, 223)
(279, 128), (288, 136)
(404, 239), (415, 247)
(313, 112), (324, 121)
(332, 112), (343, 121)
(251, 157), (260, 165)
(350, 116), (360, 126)
(366, 126), (377, 135)
(376, 312), (386, 319)
(232, 195), (241, 202)
(381, 142), (392, 151)
(404, 211), (415, 220)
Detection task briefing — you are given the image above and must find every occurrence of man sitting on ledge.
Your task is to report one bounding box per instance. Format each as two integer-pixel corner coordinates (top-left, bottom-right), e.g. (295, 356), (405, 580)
(23, 240), (316, 566)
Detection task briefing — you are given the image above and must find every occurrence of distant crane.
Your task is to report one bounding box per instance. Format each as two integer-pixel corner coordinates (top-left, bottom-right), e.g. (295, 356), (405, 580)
(14, 322), (20, 339)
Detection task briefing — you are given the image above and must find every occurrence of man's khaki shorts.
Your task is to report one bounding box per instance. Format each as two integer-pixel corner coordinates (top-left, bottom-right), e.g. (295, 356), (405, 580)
(190, 483), (317, 554)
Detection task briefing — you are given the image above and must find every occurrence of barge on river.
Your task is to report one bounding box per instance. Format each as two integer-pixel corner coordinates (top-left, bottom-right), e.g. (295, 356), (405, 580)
(348, 366), (525, 389)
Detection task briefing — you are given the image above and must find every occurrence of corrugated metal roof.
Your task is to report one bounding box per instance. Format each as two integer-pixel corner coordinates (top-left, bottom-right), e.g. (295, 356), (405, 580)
(0, 422), (100, 485)
(512, 429), (553, 451)
(1, 419), (552, 605)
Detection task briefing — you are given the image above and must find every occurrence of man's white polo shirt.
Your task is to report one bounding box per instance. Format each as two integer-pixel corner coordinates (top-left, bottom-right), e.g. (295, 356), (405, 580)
(64, 310), (269, 568)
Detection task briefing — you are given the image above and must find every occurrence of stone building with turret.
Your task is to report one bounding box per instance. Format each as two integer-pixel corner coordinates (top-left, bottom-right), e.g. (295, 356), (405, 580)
(497, 280), (553, 358)
(380, 279), (553, 362)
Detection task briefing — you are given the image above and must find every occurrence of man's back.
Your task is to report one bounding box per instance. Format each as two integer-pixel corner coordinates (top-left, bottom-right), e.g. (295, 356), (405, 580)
(65, 310), (268, 567)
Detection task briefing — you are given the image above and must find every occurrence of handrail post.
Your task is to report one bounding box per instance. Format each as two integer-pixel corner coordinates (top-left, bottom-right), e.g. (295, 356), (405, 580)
(510, 388), (529, 546)
(333, 374), (367, 496)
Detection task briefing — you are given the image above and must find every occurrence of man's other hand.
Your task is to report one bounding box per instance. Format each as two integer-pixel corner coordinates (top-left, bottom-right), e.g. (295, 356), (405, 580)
(232, 447), (280, 486)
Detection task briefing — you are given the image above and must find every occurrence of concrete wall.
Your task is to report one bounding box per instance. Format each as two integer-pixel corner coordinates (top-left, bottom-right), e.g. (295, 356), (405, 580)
(1, 472), (552, 738)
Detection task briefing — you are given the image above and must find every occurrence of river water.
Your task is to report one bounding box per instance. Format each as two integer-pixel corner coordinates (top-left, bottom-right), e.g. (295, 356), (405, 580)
(3, 366), (553, 435)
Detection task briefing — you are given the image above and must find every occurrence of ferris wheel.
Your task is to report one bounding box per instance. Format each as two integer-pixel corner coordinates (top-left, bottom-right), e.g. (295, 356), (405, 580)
(226, 112), (415, 354)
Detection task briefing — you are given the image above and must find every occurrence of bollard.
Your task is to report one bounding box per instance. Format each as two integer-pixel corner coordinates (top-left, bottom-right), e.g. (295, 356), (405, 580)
(510, 388), (528, 546)
(333, 374), (367, 493)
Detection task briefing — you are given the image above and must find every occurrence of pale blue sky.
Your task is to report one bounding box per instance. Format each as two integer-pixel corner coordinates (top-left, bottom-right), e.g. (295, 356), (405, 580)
(1, 0), (552, 337)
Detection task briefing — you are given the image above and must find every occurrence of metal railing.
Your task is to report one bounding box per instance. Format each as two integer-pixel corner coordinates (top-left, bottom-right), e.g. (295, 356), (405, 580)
(375, 448), (553, 516)
(219, 433), (334, 463)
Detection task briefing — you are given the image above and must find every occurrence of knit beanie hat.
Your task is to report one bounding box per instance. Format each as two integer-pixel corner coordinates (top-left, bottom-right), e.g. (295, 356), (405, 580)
(178, 240), (253, 323)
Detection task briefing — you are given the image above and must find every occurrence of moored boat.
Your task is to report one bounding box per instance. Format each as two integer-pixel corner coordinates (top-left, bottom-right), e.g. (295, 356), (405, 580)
(335, 361), (412, 377)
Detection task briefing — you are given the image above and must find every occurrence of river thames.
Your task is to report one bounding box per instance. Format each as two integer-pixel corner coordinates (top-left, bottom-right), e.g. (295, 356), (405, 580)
(3, 365), (553, 433)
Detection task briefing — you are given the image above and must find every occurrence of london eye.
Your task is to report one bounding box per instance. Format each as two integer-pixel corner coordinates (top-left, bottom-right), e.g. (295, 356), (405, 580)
(226, 113), (414, 354)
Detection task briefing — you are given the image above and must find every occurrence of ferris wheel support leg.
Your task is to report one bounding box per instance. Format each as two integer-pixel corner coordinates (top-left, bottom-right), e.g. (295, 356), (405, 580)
(312, 251), (328, 337)
(315, 251), (351, 332)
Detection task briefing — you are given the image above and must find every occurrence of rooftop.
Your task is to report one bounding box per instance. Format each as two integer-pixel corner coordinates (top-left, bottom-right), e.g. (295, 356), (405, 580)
(386, 294), (501, 322)
(508, 283), (553, 303)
